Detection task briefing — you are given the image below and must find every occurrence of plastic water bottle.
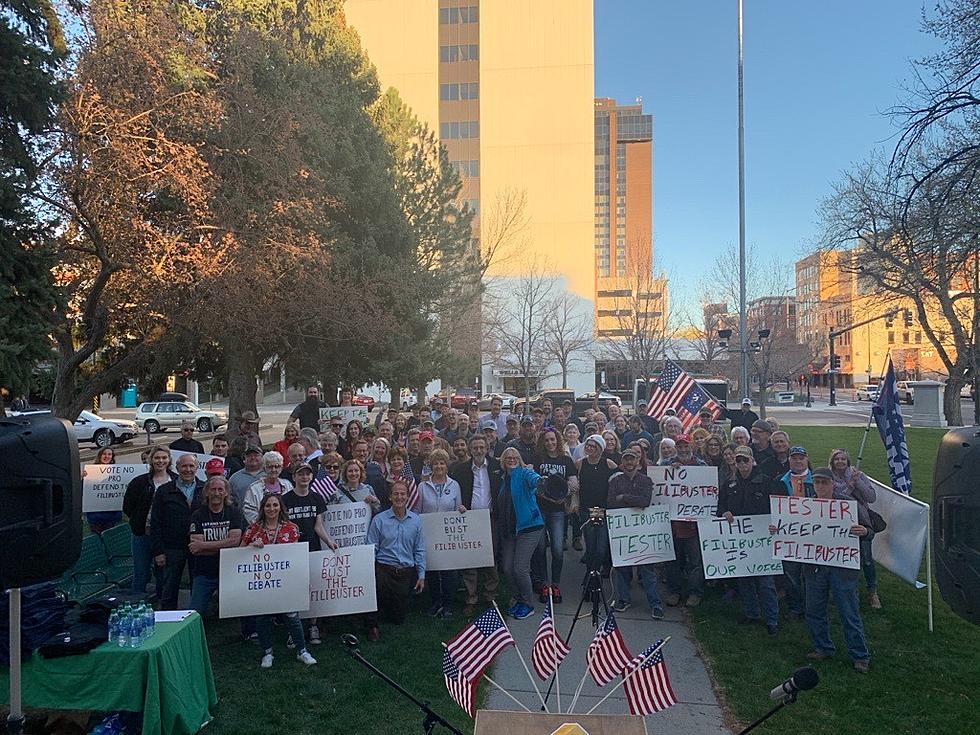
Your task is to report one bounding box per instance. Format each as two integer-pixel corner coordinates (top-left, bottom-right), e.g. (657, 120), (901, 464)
(117, 614), (131, 648)
(143, 604), (155, 639)
(130, 611), (144, 647)
(108, 610), (120, 643)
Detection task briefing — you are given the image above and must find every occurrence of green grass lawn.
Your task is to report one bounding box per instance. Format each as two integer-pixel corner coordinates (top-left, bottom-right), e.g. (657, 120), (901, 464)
(691, 425), (980, 735)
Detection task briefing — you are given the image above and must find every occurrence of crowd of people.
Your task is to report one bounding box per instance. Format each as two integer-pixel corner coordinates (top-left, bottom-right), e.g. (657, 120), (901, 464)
(108, 387), (878, 673)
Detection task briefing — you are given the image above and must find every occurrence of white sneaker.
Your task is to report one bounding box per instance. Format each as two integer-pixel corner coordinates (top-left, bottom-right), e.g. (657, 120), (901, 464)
(296, 650), (317, 666)
(309, 625), (321, 645)
(260, 652), (274, 669)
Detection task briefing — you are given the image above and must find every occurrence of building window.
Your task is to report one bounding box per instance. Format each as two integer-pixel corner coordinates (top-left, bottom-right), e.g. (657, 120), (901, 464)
(915, 331), (922, 344)
(597, 289), (631, 298)
(439, 121), (479, 139)
(887, 331), (895, 345)
(440, 83), (479, 101)
(439, 6), (478, 24)
(440, 44), (479, 63)
(451, 160), (479, 177)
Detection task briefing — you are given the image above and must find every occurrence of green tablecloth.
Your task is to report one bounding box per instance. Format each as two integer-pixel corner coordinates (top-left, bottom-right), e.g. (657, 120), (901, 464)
(1, 613), (216, 735)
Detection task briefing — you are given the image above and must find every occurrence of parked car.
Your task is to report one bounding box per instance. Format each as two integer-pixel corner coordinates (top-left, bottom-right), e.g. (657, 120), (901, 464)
(134, 401), (227, 434)
(895, 381), (915, 405)
(450, 387), (480, 409)
(156, 392), (189, 402)
(73, 410), (139, 448)
(477, 392), (517, 411)
(855, 384), (880, 402)
(399, 388), (418, 410)
(513, 389), (576, 413)
(352, 394), (376, 412)
(574, 391), (622, 416)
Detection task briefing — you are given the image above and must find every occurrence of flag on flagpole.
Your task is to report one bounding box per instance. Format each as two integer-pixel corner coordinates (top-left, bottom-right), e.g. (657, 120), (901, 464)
(531, 601), (570, 679)
(645, 359), (723, 430)
(310, 470), (338, 501)
(587, 613), (633, 686)
(442, 648), (479, 718)
(445, 607), (515, 680)
(872, 358), (912, 494)
(621, 640), (677, 715)
(400, 465), (421, 512)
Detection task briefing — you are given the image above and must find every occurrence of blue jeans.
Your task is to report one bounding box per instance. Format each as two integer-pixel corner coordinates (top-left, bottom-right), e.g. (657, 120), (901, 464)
(860, 535), (878, 592)
(804, 566), (870, 662)
(430, 570), (457, 611)
(737, 575), (779, 626)
(131, 533), (161, 597)
(257, 611), (307, 653)
(532, 511), (566, 586)
(614, 564), (663, 609)
(190, 575), (219, 616)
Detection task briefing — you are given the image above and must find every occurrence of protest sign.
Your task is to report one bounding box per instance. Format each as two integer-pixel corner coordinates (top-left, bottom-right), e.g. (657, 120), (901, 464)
(605, 506), (675, 567)
(868, 477), (929, 587)
(302, 545), (378, 619)
(218, 543), (310, 617)
(648, 465), (719, 521)
(170, 452), (223, 482)
(422, 509), (494, 571)
(769, 496), (860, 569)
(319, 406), (369, 429)
(698, 514), (783, 579)
(82, 464), (141, 512)
(320, 501), (372, 548)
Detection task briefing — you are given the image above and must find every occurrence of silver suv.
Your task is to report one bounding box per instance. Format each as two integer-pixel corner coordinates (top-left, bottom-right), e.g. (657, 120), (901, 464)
(135, 401), (227, 434)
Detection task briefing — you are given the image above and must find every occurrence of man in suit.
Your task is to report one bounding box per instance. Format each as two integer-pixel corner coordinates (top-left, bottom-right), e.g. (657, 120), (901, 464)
(450, 433), (503, 616)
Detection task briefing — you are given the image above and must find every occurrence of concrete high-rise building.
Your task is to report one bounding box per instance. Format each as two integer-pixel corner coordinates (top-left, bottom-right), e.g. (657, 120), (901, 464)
(345, 0), (595, 299)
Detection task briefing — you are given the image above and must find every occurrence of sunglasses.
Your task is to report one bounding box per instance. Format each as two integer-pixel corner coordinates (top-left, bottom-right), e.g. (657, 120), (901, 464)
(325, 464), (340, 469)
(734, 456), (752, 464)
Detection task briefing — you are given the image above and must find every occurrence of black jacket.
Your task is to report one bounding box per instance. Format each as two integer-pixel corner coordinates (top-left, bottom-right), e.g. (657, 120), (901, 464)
(149, 479), (204, 555)
(717, 468), (780, 517)
(727, 409), (759, 433)
(123, 471), (176, 536)
(450, 457), (504, 512)
(169, 437), (205, 454)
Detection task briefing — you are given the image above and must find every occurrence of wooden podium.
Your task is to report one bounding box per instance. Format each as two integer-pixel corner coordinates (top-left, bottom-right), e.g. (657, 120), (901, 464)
(473, 709), (648, 735)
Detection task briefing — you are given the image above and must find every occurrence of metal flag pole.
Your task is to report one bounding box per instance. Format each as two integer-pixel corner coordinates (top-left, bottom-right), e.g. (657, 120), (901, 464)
(567, 643), (594, 714)
(584, 637), (672, 716)
(491, 602), (549, 712)
(926, 510), (935, 632)
(856, 352), (891, 471)
(551, 591), (561, 713)
(8, 588), (24, 735)
(737, 0), (750, 401)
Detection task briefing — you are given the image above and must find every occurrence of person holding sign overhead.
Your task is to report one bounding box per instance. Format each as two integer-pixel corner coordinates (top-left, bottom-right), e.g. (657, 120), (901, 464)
(717, 445), (782, 634)
(241, 494), (317, 668)
(419, 449), (465, 619)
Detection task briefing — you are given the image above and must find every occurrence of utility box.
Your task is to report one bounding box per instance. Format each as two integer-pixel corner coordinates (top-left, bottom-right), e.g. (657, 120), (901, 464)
(908, 380), (947, 427)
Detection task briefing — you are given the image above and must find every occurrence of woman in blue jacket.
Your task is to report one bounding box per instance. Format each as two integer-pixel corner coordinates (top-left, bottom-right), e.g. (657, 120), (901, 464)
(498, 447), (545, 620)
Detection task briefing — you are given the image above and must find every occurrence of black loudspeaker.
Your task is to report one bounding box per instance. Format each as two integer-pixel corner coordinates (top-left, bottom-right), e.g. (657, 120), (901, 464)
(933, 426), (980, 626)
(0, 415), (82, 589)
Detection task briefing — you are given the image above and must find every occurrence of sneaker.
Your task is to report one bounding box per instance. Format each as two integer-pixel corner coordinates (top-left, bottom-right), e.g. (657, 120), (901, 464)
(296, 650), (317, 666)
(651, 607), (665, 620)
(367, 626), (380, 642)
(664, 592), (681, 607)
(853, 659), (870, 674)
(612, 600), (632, 613)
(573, 537), (583, 551)
(539, 584), (552, 604)
(552, 585), (563, 604)
(260, 651), (274, 669)
(427, 603), (443, 617)
(507, 602), (521, 617)
(806, 650), (833, 661)
(513, 604), (535, 620)
(285, 634), (296, 649)
(439, 608), (454, 620)
(686, 594), (702, 608)
(869, 592), (882, 610)
(308, 625), (321, 645)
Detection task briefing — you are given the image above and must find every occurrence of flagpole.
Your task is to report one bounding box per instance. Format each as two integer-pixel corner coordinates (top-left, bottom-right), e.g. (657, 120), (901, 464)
(551, 591), (561, 713)
(440, 643), (532, 713)
(856, 352), (892, 472)
(926, 508), (935, 632)
(492, 602), (550, 713)
(584, 636), (671, 716)
(568, 645), (594, 714)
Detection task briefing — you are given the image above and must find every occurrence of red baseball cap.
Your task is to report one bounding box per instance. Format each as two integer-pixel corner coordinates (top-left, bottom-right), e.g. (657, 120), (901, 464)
(674, 433), (692, 444)
(204, 458), (225, 476)
(420, 430), (434, 441)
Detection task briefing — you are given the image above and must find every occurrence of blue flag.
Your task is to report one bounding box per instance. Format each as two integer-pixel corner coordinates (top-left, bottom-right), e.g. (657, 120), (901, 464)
(872, 358), (912, 494)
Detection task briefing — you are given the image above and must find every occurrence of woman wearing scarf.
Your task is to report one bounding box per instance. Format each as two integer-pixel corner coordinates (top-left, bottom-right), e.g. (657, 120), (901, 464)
(829, 449), (880, 609)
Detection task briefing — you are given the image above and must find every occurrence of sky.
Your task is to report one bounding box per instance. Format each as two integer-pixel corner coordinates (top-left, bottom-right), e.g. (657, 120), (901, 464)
(594, 0), (941, 310)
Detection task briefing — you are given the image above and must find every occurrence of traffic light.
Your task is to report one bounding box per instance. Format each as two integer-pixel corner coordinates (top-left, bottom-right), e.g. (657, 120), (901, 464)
(904, 309), (914, 328)
(831, 355), (842, 371)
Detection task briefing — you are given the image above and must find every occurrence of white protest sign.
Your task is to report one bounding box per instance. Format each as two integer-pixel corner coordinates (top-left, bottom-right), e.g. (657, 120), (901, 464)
(82, 464), (141, 512)
(698, 514), (783, 579)
(422, 509), (494, 571)
(770, 496), (860, 569)
(648, 465), (719, 521)
(320, 501), (372, 548)
(302, 545), (378, 619)
(605, 506), (675, 567)
(218, 542), (310, 617)
(319, 406), (369, 429)
(171, 452), (223, 482)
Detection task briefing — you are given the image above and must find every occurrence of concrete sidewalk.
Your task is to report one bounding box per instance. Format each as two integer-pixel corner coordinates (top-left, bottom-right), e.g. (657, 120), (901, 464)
(484, 579), (732, 734)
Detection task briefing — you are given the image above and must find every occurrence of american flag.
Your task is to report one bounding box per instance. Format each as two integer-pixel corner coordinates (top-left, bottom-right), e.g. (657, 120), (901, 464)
(645, 359), (722, 431)
(442, 648), (478, 718)
(622, 640), (677, 715)
(445, 607), (515, 680)
(531, 600), (570, 679)
(310, 469), (338, 501)
(872, 358), (912, 494)
(587, 613), (633, 686)
(400, 465), (421, 512)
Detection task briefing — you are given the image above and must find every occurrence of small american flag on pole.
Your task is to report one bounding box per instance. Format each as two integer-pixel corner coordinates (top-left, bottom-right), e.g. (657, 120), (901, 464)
(645, 358), (722, 431)
(587, 613), (633, 686)
(622, 640), (677, 715)
(310, 470), (338, 501)
(442, 648), (478, 718)
(445, 607), (515, 680)
(531, 600), (570, 679)
(399, 465), (421, 512)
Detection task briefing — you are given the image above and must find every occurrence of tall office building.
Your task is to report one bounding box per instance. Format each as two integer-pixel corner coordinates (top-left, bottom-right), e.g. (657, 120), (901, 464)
(345, 0), (595, 299)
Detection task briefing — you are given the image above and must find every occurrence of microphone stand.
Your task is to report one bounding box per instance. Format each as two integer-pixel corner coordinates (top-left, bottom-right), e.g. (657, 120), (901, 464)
(736, 691), (797, 735)
(341, 634), (464, 735)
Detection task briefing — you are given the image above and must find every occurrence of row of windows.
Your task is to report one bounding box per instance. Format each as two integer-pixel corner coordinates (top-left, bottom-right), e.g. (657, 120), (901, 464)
(439, 6), (478, 24)
(440, 44), (479, 62)
(440, 120), (479, 139)
(451, 159), (479, 177)
(597, 309), (631, 317)
(440, 82), (479, 101)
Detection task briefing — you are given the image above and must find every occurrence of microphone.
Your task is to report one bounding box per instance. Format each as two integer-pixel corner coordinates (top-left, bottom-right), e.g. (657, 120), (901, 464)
(341, 633), (359, 650)
(768, 667), (819, 701)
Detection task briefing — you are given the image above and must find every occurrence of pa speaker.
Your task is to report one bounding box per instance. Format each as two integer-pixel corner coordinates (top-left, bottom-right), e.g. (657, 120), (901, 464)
(0, 414), (82, 589)
(933, 426), (980, 625)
